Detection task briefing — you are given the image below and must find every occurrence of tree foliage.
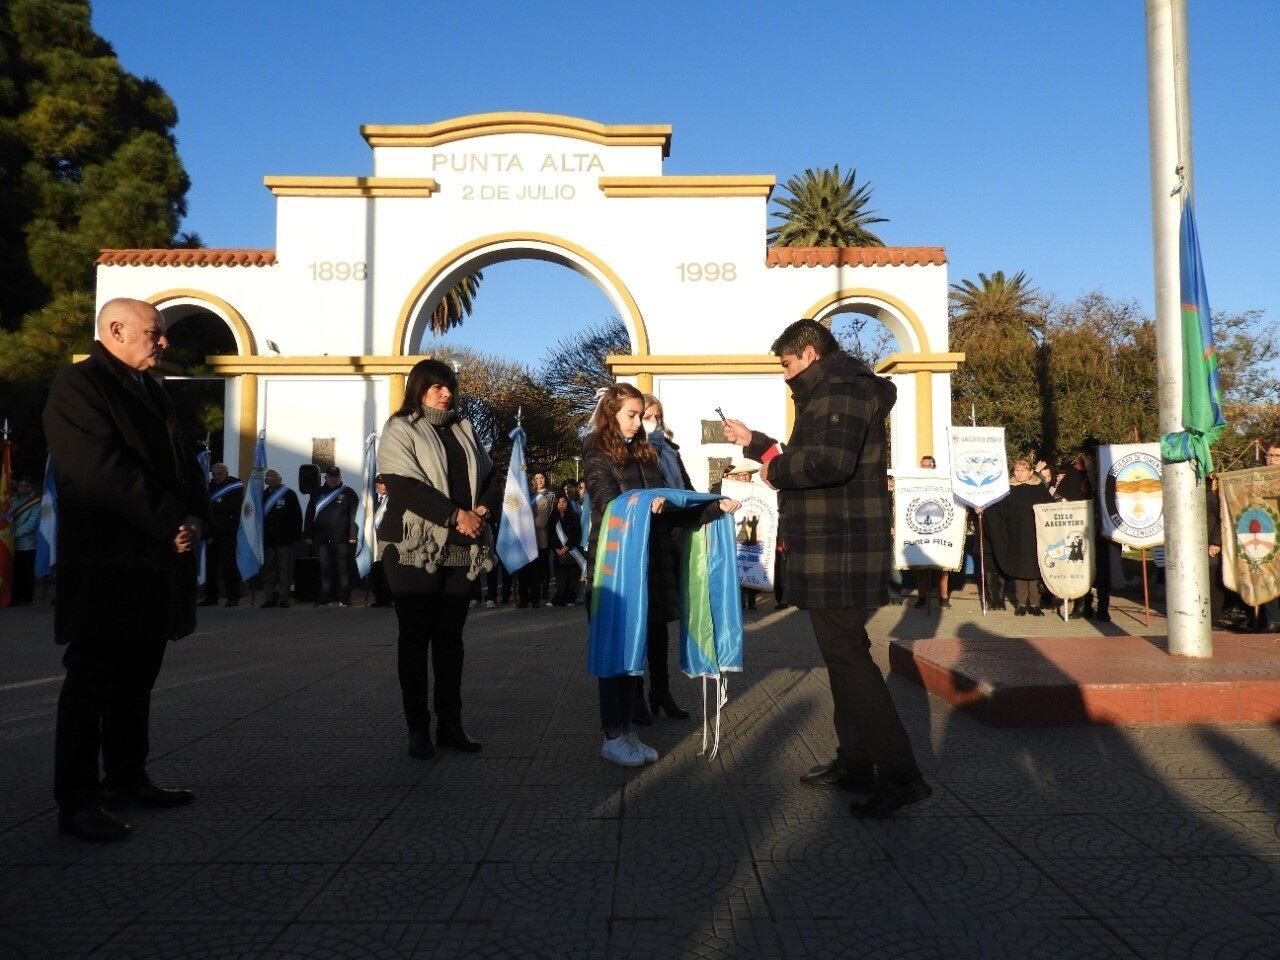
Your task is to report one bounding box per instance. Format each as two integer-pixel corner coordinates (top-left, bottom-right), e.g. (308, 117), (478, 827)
(767, 165), (887, 248)
(538, 315), (631, 423)
(428, 270), (484, 336)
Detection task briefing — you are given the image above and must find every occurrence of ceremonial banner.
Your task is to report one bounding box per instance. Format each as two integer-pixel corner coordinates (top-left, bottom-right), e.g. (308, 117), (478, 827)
(721, 478), (776, 590)
(892, 474), (967, 571)
(948, 427), (1010, 510)
(1034, 500), (1095, 601)
(1218, 465), (1280, 606)
(1097, 443), (1164, 548)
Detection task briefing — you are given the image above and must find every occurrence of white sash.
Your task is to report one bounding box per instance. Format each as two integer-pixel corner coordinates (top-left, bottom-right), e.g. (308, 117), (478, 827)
(312, 485), (347, 517)
(373, 494), (389, 531)
(263, 485), (289, 513)
(555, 519), (588, 573)
(209, 481), (244, 503)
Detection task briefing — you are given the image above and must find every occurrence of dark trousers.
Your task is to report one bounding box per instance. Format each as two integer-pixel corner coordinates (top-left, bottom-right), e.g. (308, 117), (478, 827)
(204, 535), (241, 602)
(537, 547), (552, 599)
(517, 553), (547, 607)
(54, 637), (168, 808)
(262, 544), (295, 602)
(645, 617), (671, 699)
(599, 674), (642, 734)
(394, 593), (469, 733)
(809, 606), (919, 781)
(552, 563), (580, 605)
(369, 560), (393, 605)
(1093, 538), (1112, 614)
(1012, 578), (1041, 608)
(13, 549), (35, 604)
(500, 566), (514, 603)
(318, 540), (352, 603)
(774, 548), (787, 605)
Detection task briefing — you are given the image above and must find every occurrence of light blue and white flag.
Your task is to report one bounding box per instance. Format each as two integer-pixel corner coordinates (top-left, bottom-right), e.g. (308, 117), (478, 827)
(34, 454), (57, 577)
(195, 447), (210, 585)
(496, 423), (538, 574)
(235, 431), (266, 580)
(354, 432), (379, 578)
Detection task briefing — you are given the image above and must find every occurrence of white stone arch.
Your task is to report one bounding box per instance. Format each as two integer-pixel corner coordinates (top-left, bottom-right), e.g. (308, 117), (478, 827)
(394, 233), (649, 359)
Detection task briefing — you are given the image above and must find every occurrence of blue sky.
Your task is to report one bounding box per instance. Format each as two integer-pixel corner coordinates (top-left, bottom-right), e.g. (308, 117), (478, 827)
(93, 1), (1277, 367)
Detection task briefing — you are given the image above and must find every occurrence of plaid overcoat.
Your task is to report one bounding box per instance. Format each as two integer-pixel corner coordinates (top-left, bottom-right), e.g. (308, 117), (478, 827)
(745, 351), (896, 609)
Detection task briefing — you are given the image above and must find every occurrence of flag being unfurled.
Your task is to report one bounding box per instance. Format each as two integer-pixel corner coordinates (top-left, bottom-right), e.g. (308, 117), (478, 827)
(235, 431), (266, 580)
(1161, 198), (1226, 477)
(355, 432), (379, 578)
(35, 454), (57, 578)
(496, 424), (538, 574)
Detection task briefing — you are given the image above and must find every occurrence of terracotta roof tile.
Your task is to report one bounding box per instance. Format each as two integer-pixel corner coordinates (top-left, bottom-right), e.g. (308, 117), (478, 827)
(97, 249), (277, 267)
(766, 246), (946, 268)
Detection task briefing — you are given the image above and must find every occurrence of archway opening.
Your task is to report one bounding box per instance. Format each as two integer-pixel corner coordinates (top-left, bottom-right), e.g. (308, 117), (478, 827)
(410, 255), (628, 487)
(157, 304), (239, 463)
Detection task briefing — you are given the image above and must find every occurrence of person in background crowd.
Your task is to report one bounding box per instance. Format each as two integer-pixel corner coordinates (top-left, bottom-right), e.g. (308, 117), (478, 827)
(43, 297), (208, 842)
(1207, 471), (1233, 630)
(913, 455), (950, 611)
(642, 394), (695, 490)
(564, 481), (582, 514)
(712, 463), (760, 610)
(518, 471), (554, 608)
(979, 459), (1054, 616)
(723, 318), (931, 818)
(368, 476), (394, 607)
(1056, 444), (1111, 622)
(550, 493), (584, 606)
(583, 383), (738, 766)
(202, 462), (243, 607)
(304, 466), (359, 607)
(377, 359), (501, 759)
(1251, 442), (1280, 631)
(260, 468), (302, 608)
(9, 476), (40, 605)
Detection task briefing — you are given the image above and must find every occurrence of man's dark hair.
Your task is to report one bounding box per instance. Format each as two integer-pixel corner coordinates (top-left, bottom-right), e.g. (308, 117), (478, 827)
(771, 319), (840, 358)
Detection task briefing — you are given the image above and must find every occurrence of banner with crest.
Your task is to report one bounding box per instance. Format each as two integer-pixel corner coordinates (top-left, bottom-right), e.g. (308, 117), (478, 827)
(893, 475), (967, 571)
(948, 427), (1010, 510)
(721, 478), (777, 591)
(1097, 443), (1164, 548)
(1218, 465), (1280, 606)
(1034, 500), (1095, 601)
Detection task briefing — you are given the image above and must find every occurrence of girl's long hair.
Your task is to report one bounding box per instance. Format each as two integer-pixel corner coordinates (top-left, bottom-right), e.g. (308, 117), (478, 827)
(585, 383), (657, 466)
(394, 359), (458, 421)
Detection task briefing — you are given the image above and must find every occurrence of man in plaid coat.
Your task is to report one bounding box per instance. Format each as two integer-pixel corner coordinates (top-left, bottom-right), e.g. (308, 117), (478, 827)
(724, 319), (930, 818)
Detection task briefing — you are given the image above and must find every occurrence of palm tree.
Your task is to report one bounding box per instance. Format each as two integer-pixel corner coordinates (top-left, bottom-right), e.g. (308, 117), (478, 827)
(767, 165), (887, 247)
(429, 270), (484, 335)
(948, 270), (1043, 340)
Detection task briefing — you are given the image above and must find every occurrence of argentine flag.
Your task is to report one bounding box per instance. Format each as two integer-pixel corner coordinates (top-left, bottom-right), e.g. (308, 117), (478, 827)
(235, 431), (266, 580)
(35, 454), (57, 577)
(195, 448), (210, 585)
(496, 424), (538, 574)
(354, 432), (379, 578)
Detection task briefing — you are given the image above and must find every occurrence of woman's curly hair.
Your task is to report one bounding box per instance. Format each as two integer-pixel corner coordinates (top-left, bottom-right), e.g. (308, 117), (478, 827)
(585, 383), (658, 466)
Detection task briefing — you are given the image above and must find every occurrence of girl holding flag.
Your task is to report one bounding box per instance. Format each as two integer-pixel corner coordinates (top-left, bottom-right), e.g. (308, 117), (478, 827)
(582, 384), (739, 767)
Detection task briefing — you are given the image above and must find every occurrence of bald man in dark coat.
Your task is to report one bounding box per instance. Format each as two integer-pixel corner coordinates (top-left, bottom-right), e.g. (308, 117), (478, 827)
(43, 298), (209, 841)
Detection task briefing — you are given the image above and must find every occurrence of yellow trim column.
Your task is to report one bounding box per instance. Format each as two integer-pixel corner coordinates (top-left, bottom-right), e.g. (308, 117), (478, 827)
(914, 371), (933, 461)
(389, 374), (406, 413)
(238, 374), (257, 475)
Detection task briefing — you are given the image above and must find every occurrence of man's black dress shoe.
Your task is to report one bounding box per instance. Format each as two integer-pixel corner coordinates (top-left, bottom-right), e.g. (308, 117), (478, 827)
(631, 692), (654, 726)
(261, 599), (279, 608)
(1094, 609), (1112, 623)
(59, 805), (131, 842)
(108, 781), (195, 808)
(850, 776), (933, 819)
(800, 760), (876, 792)
(1014, 606), (1027, 616)
(225, 599), (239, 608)
(198, 599), (217, 607)
(408, 730), (435, 759)
(435, 723), (482, 753)
(1028, 606), (1044, 617)
(650, 691), (690, 720)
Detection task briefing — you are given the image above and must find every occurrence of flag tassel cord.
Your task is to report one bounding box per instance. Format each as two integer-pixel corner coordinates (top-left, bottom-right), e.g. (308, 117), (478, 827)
(697, 675), (729, 761)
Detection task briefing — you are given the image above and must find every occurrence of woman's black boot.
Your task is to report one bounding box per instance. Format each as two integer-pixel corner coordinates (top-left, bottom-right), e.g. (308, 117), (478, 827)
(650, 690), (690, 720)
(632, 685), (654, 726)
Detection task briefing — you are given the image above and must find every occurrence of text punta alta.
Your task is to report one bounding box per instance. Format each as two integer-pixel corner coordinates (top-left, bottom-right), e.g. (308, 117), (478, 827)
(431, 153), (605, 173)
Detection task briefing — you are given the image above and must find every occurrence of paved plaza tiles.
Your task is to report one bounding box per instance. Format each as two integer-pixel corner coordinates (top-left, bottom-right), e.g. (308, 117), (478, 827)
(1, 595), (1279, 959)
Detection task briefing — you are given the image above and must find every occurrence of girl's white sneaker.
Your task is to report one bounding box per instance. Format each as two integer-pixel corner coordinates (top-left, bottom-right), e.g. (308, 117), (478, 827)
(625, 732), (658, 762)
(601, 736), (645, 767)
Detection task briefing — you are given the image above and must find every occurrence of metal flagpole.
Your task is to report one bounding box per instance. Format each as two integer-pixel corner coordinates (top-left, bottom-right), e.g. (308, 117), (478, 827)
(1141, 548), (1152, 627)
(1146, 0), (1211, 657)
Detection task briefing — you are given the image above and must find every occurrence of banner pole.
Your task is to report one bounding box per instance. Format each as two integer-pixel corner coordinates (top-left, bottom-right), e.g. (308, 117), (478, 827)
(977, 514), (988, 615)
(1141, 548), (1151, 627)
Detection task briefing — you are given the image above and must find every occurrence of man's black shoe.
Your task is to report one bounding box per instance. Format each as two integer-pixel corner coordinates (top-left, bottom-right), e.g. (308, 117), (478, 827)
(800, 760), (876, 792)
(108, 781), (195, 808)
(1014, 606), (1027, 616)
(261, 599), (279, 608)
(408, 730), (435, 759)
(58, 805), (131, 842)
(198, 599), (218, 607)
(1094, 609), (1112, 623)
(435, 723), (482, 753)
(913, 596), (927, 609)
(850, 776), (933, 819)
(940, 598), (951, 609)
(1028, 606), (1044, 617)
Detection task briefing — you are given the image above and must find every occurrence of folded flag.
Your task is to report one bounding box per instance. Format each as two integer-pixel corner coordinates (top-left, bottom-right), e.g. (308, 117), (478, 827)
(354, 432), (379, 578)
(235, 431), (266, 581)
(496, 424), (539, 574)
(35, 454), (57, 577)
